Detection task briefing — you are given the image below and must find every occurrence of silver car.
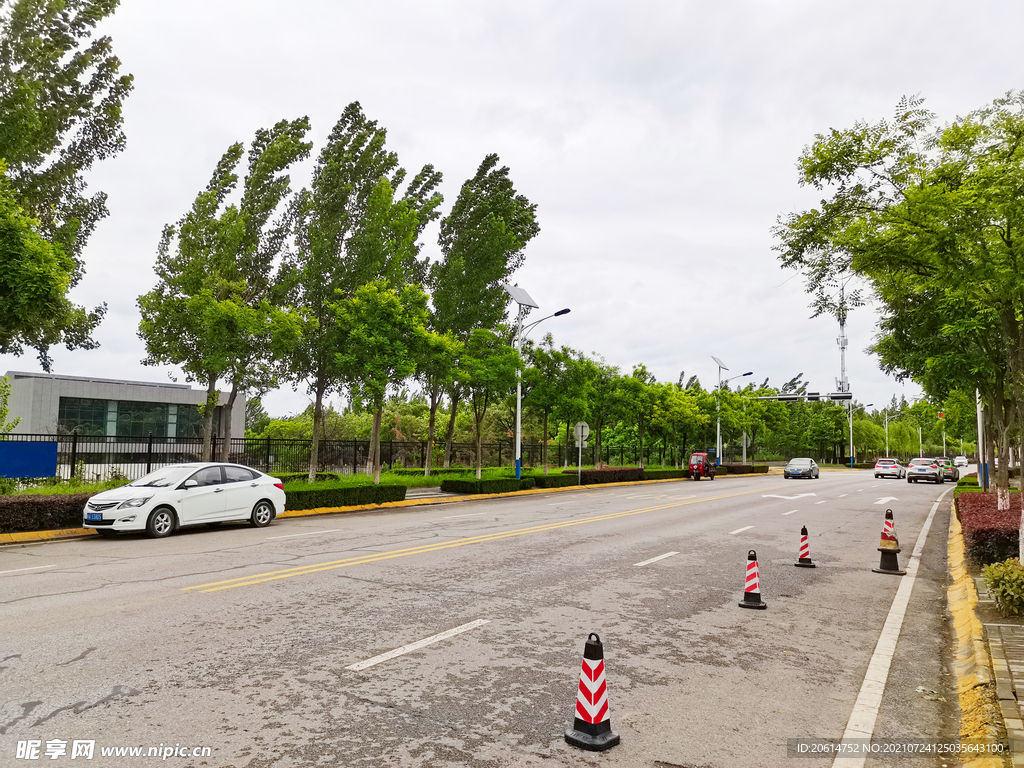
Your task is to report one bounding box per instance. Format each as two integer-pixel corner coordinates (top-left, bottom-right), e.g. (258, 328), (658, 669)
(83, 463), (287, 538)
(907, 457), (943, 484)
(784, 458), (820, 479)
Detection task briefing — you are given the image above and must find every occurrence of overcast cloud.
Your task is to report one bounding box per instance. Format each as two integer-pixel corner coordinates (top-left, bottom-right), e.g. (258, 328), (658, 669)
(3, 0), (1020, 416)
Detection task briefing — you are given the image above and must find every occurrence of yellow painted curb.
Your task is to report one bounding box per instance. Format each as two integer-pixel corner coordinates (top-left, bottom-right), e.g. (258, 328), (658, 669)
(0, 527), (96, 545)
(948, 498), (1006, 767)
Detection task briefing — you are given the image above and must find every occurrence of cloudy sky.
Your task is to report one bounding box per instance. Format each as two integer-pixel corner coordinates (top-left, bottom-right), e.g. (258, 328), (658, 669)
(4, 0), (1021, 417)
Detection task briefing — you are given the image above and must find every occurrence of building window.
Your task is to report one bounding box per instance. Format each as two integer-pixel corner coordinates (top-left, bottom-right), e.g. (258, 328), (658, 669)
(57, 397), (109, 435)
(115, 401), (169, 438)
(174, 404), (208, 438)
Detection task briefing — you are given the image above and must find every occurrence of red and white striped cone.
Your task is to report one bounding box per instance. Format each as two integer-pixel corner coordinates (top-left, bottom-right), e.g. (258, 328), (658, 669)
(739, 549), (767, 609)
(565, 633), (620, 751)
(873, 509), (906, 575)
(795, 525), (816, 568)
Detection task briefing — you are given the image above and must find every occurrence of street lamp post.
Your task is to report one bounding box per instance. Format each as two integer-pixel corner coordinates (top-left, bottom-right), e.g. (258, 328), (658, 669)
(712, 357), (751, 466)
(503, 284), (569, 480)
(849, 402), (873, 467)
(884, 411), (903, 458)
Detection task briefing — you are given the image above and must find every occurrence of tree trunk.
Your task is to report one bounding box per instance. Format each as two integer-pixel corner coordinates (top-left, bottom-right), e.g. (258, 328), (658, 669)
(443, 388), (461, 469)
(594, 417), (603, 470)
(367, 405), (380, 478)
(542, 410), (549, 475)
(425, 389), (440, 477)
(371, 405), (383, 484)
(992, 392), (1015, 511)
(218, 385), (238, 462)
(308, 382), (326, 483)
(201, 379), (218, 462)
(564, 420), (570, 468)
(638, 418), (645, 469)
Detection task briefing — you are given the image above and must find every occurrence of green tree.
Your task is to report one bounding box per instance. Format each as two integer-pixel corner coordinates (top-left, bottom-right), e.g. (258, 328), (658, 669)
(334, 281), (429, 483)
(616, 365), (658, 469)
(286, 103), (442, 481)
(138, 119), (311, 460)
(430, 154), (540, 465)
(0, 0), (133, 365)
(0, 374), (19, 433)
(461, 327), (520, 479)
(774, 92), (1024, 510)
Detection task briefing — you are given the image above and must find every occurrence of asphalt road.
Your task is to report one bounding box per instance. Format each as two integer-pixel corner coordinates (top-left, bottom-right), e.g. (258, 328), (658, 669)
(1, 470), (963, 768)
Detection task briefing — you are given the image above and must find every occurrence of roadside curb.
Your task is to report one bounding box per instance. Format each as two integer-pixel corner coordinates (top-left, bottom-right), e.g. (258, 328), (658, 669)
(1, 471), (773, 545)
(947, 497), (1011, 766)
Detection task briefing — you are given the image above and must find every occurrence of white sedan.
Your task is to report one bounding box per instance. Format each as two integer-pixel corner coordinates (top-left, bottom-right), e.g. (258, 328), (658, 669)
(83, 463), (286, 538)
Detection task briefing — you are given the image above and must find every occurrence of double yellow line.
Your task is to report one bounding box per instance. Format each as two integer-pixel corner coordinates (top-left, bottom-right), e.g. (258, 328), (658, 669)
(184, 484), (784, 593)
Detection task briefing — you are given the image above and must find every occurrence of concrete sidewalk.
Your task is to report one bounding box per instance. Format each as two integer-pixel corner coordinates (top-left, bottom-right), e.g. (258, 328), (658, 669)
(974, 576), (1024, 766)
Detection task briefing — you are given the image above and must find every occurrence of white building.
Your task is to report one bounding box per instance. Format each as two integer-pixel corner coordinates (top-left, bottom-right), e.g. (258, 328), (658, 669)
(3, 371), (245, 439)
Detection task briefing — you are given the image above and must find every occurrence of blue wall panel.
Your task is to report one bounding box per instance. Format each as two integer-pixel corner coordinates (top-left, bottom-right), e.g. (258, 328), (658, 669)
(0, 443), (58, 478)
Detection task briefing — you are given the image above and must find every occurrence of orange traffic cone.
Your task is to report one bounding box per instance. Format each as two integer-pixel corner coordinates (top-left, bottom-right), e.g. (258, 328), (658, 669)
(565, 633), (620, 751)
(739, 549), (767, 609)
(872, 509), (906, 576)
(794, 526), (816, 568)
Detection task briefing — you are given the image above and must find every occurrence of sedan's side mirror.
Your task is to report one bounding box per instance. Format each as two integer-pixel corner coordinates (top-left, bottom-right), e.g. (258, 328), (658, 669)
(182, 479), (198, 489)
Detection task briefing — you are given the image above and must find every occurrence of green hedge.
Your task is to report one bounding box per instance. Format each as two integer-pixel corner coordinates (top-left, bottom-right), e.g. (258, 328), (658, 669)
(273, 471), (342, 483)
(390, 468), (472, 477)
(641, 469), (689, 480)
(284, 484), (406, 511)
(0, 494), (91, 534)
(440, 478), (536, 494)
(528, 474), (580, 488)
(569, 468), (644, 484)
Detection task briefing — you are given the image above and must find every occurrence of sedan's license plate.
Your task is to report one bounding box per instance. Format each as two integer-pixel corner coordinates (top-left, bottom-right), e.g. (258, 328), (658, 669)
(86, 512), (103, 522)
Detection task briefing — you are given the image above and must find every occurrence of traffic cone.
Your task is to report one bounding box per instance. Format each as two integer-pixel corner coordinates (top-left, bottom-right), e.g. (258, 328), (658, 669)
(739, 549), (767, 609)
(565, 633), (620, 751)
(794, 526), (816, 568)
(872, 509), (906, 576)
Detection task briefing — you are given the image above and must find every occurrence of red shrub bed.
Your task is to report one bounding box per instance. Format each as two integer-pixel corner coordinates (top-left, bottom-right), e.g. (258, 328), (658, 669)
(958, 492), (1022, 567)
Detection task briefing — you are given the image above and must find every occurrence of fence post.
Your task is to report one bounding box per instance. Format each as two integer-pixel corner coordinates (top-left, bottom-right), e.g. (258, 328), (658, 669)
(69, 431), (78, 479)
(353, 439), (357, 474)
(265, 437), (271, 473)
(421, 441), (425, 469)
(147, 432), (153, 474)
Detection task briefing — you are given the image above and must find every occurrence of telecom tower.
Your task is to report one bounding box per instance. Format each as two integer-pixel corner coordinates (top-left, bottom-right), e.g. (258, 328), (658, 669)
(836, 283), (849, 396)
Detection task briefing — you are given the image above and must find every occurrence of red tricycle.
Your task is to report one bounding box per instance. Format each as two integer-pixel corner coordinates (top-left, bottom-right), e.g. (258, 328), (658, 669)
(688, 452), (716, 481)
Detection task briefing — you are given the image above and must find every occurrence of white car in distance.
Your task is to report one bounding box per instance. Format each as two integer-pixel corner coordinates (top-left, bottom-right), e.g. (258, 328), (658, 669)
(83, 463), (286, 538)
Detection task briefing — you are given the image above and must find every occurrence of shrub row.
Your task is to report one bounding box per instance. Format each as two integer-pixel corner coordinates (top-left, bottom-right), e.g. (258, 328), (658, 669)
(568, 468), (644, 484)
(284, 484), (406, 511)
(440, 478), (537, 494)
(0, 494), (91, 534)
(959, 493), (1021, 567)
(640, 469), (689, 480)
(390, 468), (473, 477)
(721, 464), (757, 474)
(528, 474), (580, 488)
(273, 471), (342, 483)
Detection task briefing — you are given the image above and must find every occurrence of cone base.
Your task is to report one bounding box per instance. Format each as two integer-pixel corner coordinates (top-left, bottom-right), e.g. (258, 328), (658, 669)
(565, 727), (620, 751)
(739, 597), (767, 609)
(795, 559), (816, 568)
(873, 548), (905, 575)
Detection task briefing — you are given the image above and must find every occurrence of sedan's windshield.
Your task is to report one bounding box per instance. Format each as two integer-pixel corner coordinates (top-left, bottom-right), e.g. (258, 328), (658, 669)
(788, 459), (812, 466)
(129, 466), (193, 488)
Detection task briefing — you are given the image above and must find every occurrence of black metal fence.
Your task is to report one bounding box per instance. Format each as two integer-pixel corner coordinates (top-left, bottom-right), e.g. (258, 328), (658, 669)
(0, 433), (675, 481)
(2, 432), (874, 480)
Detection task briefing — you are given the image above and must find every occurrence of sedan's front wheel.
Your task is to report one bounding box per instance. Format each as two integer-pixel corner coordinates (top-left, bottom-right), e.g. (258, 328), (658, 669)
(146, 507), (175, 538)
(250, 500), (275, 528)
